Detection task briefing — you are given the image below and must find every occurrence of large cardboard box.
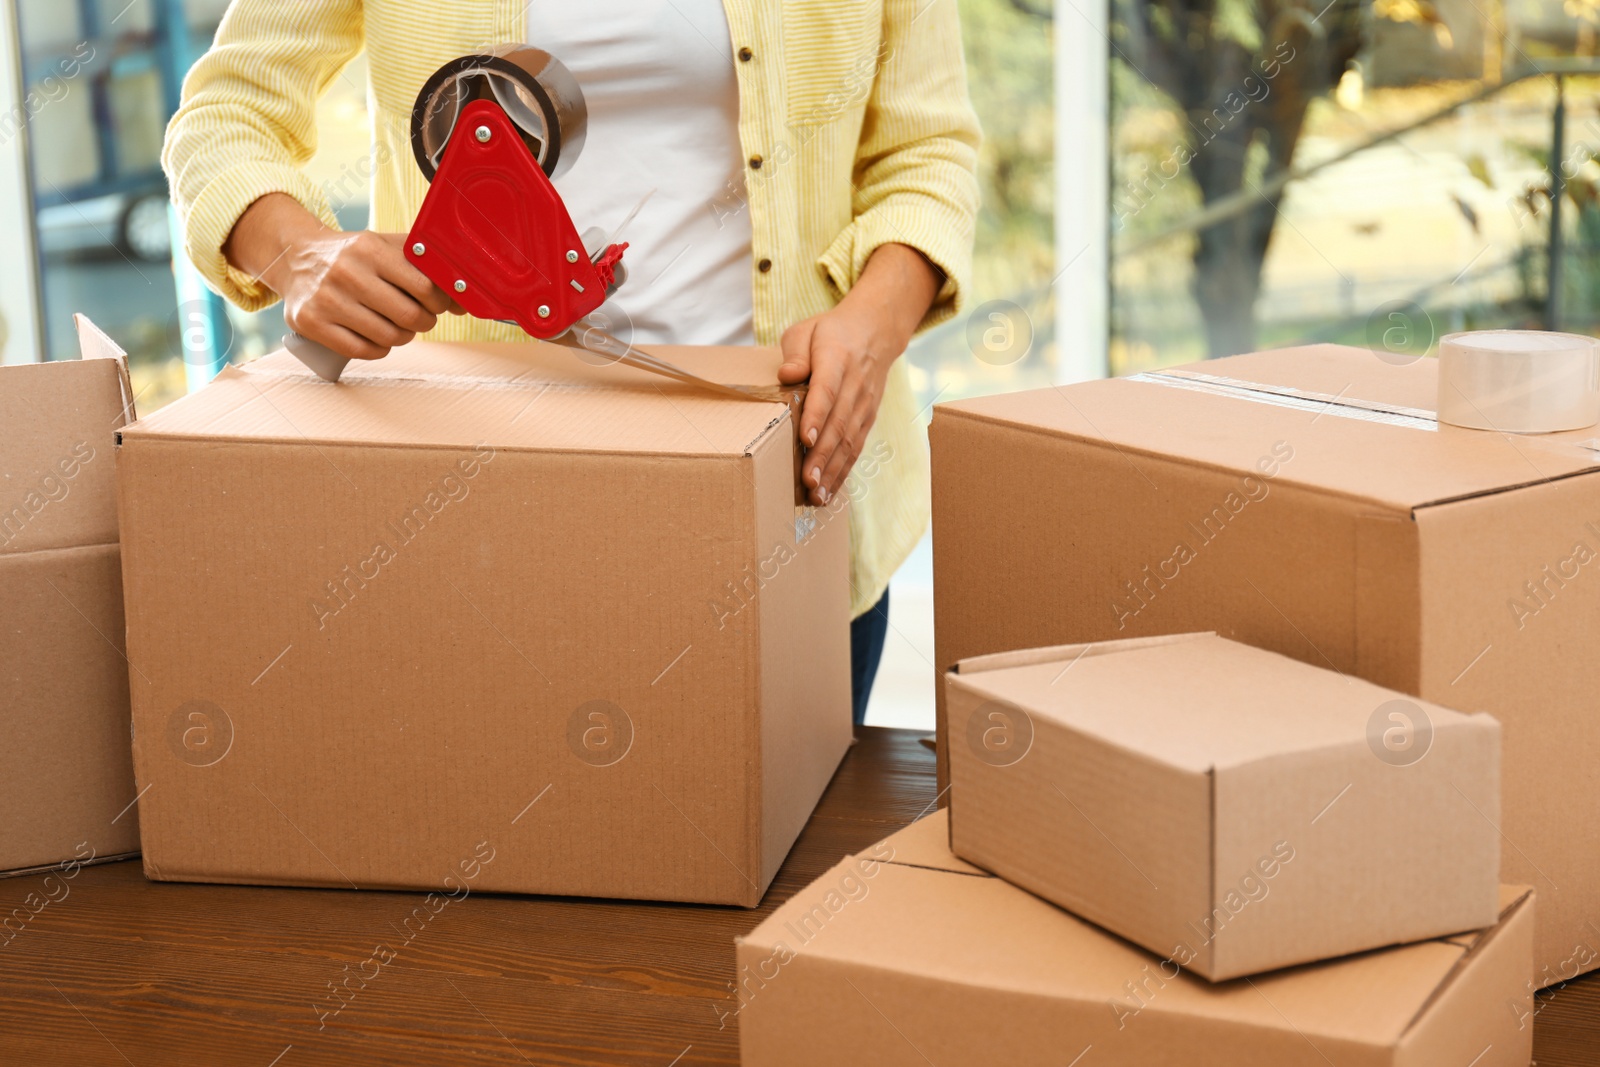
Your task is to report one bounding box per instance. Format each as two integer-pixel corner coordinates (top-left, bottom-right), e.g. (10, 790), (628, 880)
(737, 812), (1535, 1066)
(1, 316), (140, 875)
(931, 344), (1600, 985)
(946, 632), (1502, 981)
(115, 340), (851, 906)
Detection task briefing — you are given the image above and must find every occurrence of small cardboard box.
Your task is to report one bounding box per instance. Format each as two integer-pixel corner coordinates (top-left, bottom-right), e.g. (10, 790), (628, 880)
(930, 344), (1600, 985)
(115, 340), (850, 906)
(1, 316), (140, 876)
(737, 813), (1535, 1067)
(946, 632), (1502, 981)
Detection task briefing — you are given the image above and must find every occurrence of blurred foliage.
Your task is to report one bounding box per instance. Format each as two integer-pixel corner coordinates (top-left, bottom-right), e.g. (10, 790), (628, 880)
(1565, 0), (1600, 25)
(1111, 0), (1371, 356)
(1509, 137), (1600, 326)
(900, 0), (1058, 410)
(958, 0), (1056, 305)
(1374, 0), (1454, 46)
(1106, 0), (1482, 359)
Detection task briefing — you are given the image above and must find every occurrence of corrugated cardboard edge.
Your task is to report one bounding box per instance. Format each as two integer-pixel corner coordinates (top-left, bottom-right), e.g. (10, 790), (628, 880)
(936, 378), (1600, 515)
(928, 400), (1413, 518)
(124, 358), (796, 462)
(879, 811), (988, 877)
(1354, 513), (1423, 695)
(750, 420), (853, 905)
(1395, 887), (1535, 1066)
(117, 415), (793, 460)
(0, 851), (139, 881)
(951, 631), (1215, 676)
(1206, 767), (1220, 981)
(76, 318), (141, 871)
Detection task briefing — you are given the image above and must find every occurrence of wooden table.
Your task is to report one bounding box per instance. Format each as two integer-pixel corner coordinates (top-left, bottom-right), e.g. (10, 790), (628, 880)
(1, 728), (1595, 1065)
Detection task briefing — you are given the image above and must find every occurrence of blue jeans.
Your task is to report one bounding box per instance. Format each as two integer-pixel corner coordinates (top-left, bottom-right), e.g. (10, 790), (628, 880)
(850, 589), (890, 726)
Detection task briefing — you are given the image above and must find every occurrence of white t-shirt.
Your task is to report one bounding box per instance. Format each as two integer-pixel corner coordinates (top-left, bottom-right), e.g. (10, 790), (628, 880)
(527, 1), (756, 346)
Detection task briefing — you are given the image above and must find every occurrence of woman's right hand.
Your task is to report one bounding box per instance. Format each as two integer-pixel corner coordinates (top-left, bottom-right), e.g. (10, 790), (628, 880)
(224, 192), (462, 361)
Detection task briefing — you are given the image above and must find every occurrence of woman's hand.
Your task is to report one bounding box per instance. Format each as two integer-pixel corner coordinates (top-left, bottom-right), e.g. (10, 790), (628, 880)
(779, 243), (942, 506)
(224, 192), (462, 361)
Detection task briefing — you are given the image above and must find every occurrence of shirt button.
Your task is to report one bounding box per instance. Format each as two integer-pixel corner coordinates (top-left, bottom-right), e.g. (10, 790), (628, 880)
(758, 258), (773, 273)
(749, 155), (763, 170)
(738, 47), (754, 61)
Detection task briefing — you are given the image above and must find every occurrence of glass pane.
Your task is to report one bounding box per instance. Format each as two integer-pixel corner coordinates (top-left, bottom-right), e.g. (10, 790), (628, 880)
(11, 0), (367, 412)
(867, 0), (1057, 728)
(106, 67), (164, 174)
(17, 0), (175, 401)
(908, 0), (1058, 409)
(94, 0), (154, 36)
(1109, 0), (1598, 373)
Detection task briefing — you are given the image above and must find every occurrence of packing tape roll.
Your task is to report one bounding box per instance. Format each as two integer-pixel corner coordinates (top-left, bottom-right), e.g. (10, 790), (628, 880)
(1437, 330), (1600, 434)
(411, 45), (587, 182)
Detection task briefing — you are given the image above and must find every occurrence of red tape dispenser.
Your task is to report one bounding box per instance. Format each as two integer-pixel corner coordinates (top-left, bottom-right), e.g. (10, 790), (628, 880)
(403, 47), (625, 338)
(283, 45), (791, 408)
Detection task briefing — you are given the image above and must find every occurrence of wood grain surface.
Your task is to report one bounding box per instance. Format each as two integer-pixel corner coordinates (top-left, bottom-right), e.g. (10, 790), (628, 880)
(0, 728), (1592, 1065)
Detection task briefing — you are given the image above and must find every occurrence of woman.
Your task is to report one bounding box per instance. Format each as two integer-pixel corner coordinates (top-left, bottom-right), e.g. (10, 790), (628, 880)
(163, 0), (981, 724)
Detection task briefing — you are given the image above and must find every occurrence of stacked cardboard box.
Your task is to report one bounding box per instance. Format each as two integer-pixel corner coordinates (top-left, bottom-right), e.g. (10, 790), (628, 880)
(739, 633), (1529, 1062)
(738, 813), (1535, 1065)
(738, 345), (1563, 1062)
(114, 338), (851, 905)
(929, 343), (1600, 986)
(1, 316), (141, 877)
(945, 632), (1502, 980)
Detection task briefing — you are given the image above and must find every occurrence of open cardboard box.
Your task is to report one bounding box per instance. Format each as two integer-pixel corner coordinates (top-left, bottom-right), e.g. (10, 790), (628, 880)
(1, 316), (141, 878)
(738, 812), (1535, 1066)
(114, 339), (851, 905)
(931, 343), (1600, 985)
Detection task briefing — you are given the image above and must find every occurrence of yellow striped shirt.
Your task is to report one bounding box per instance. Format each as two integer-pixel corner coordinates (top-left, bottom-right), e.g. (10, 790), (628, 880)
(162, 0), (981, 617)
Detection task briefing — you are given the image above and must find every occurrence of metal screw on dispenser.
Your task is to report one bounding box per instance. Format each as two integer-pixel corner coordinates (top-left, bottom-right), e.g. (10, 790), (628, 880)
(475, 125), (492, 143)
(566, 250), (579, 263)
(412, 242), (425, 256)
(454, 280), (467, 293)
(537, 305), (551, 318)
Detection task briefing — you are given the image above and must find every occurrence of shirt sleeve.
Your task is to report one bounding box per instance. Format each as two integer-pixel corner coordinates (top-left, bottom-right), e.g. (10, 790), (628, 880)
(816, 0), (982, 333)
(160, 1), (366, 311)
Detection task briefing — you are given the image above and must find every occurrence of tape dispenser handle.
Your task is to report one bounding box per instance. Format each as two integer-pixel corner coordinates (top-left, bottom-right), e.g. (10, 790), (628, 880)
(285, 331), (353, 383)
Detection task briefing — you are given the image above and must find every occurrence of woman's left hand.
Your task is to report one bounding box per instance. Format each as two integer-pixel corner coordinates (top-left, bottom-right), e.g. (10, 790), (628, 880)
(779, 243), (942, 506)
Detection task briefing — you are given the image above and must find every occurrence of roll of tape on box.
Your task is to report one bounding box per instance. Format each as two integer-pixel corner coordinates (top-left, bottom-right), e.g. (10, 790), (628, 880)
(1437, 330), (1600, 434)
(410, 45), (586, 182)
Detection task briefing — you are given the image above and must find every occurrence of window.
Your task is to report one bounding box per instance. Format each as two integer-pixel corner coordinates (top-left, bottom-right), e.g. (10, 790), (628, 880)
(10, 0), (369, 409)
(1109, 0), (1600, 374)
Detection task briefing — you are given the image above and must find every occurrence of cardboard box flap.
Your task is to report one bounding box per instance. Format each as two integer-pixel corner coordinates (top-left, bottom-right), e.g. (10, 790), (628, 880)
(1440, 887), (1527, 950)
(939, 344), (1600, 512)
(0, 321), (133, 556)
(953, 631), (1212, 676)
(1399, 886), (1533, 1030)
(946, 634), (1483, 774)
(878, 806), (987, 875)
(747, 812), (1500, 1047)
(121, 341), (796, 457)
(73, 314), (138, 417)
